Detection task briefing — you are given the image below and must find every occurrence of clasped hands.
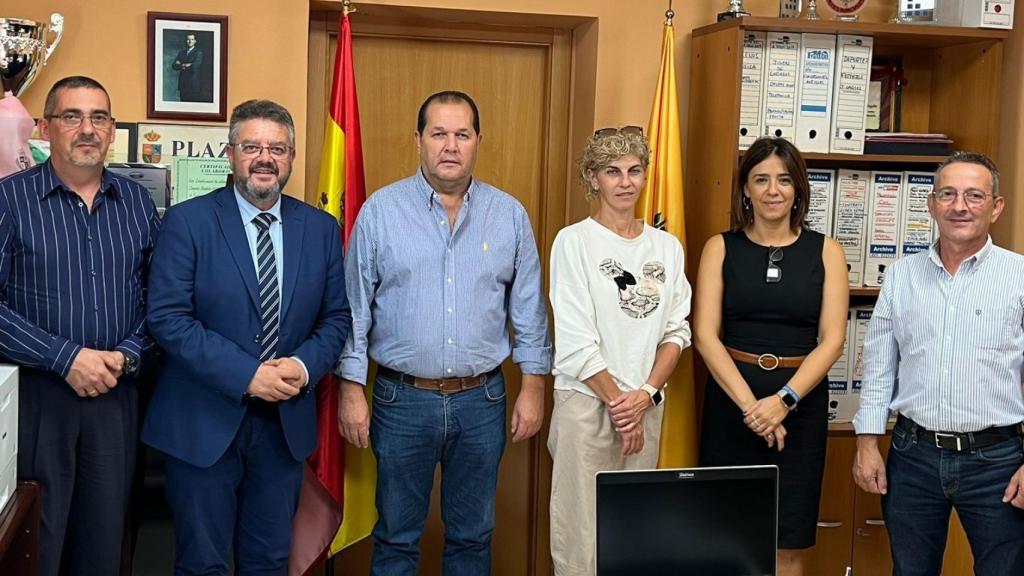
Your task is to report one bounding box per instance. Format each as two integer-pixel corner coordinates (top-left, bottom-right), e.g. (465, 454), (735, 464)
(66, 348), (127, 398)
(245, 357), (307, 402)
(742, 395), (789, 451)
(608, 389), (654, 457)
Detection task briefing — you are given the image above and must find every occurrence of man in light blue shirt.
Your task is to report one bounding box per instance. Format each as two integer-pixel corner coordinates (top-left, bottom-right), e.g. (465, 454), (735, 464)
(337, 90), (551, 575)
(853, 152), (1024, 576)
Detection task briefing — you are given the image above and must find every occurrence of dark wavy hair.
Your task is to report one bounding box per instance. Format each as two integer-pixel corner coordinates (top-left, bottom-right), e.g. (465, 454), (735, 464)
(731, 137), (809, 232)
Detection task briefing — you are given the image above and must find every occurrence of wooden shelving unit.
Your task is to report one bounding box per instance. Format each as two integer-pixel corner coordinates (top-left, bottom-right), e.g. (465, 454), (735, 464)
(686, 17), (999, 575)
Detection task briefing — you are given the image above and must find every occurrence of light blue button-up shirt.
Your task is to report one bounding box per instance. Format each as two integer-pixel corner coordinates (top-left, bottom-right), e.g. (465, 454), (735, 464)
(854, 237), (1024, 434)
(338, 170), (551, 384)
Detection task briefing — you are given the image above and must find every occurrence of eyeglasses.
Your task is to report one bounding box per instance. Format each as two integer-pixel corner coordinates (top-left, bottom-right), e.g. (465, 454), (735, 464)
(931, 188), (992, 207)
(45, 112), (114, 130)
(232, 143), (292, 159)
(766, 246), (783, 284)
(594, 126), (644, 137)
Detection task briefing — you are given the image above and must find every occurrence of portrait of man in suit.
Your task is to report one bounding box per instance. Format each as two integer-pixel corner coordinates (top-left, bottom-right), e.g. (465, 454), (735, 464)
(172, 33), (204, 102)
(142, 99), (351, 573)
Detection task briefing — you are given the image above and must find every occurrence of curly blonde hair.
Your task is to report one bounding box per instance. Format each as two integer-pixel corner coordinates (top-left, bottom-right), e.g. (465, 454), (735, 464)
(577, 128), (651, 201)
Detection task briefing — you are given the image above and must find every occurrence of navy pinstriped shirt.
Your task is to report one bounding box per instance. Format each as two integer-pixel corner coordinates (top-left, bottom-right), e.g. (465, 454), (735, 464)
(0, 161), (161, 377)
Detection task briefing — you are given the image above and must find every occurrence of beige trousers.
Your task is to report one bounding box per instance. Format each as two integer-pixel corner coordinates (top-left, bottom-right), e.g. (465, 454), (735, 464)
(547, 389), (664, 576)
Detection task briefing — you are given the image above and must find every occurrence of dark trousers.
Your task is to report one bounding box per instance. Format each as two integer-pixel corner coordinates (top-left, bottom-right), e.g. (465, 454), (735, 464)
(163, 404), (302, 576)
(17, 369), (138, 576)
(884, 417), (1024, 576)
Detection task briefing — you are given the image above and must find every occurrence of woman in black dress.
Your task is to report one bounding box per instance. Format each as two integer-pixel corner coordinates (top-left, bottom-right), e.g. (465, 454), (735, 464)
(694, 137), (849, 576)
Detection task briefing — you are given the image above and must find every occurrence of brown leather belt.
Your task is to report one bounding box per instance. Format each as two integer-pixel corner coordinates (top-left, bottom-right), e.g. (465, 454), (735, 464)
(726, 347), (807, 371)
(377, 365), (500, 395)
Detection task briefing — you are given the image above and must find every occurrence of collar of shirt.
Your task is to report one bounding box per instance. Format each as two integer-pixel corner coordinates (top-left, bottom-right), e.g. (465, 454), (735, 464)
(415, 168), (476, 209)
(37, 160), (121, 201)
(233, 186), (282, 224)
(927, 235), (993, 272)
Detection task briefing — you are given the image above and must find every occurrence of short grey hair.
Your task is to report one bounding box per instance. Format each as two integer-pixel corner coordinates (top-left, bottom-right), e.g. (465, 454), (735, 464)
(228, 99), (295, 148)
(936, 151), (1000, 197)
(44, 76), (110, 117)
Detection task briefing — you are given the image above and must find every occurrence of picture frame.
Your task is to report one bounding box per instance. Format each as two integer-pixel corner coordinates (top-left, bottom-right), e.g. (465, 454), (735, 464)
(107, 122), (139, 163)
(867, 58), (905, 133)
(147, 12), (228, 121)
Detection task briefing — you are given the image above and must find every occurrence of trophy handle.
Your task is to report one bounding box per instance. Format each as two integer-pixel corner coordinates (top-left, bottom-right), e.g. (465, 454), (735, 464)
(44, 13), (64, 64)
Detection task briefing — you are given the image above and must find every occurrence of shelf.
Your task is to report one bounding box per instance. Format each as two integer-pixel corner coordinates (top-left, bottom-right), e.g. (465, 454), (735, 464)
(695, 16), (1008, 47)
(850, 287), (880, 297)
(737, 152), (946, 165)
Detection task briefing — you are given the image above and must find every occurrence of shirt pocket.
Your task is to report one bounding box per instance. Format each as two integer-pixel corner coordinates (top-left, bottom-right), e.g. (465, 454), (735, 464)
(971, 300), (1023, 350)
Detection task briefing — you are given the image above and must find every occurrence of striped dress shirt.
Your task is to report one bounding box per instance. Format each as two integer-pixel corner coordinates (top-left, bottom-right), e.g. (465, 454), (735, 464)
(338, 170), (551, 384)
(0, 162), (160, 377)
(854, 237), (1024, 434)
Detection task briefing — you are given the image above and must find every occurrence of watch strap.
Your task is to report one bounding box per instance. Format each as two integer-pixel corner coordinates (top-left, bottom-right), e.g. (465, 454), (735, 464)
(640, 383), (664, 406)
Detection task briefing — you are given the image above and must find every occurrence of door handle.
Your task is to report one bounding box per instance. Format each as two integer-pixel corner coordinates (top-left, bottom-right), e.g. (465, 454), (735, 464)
(865, 519), (886, 526)
(816, 521), (843, 528)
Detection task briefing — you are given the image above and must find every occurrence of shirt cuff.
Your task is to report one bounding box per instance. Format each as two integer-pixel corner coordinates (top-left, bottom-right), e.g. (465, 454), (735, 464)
(46, 337), (82, 378)
(512, 345), (552, 375)
(291, 356), (310, 387)
(335, 358), (368, 386)
(853, 407), (891, 435)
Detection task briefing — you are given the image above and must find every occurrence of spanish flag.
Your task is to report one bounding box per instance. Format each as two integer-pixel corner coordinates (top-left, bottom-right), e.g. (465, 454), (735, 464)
(289, 8), (374, 575)
(635, 15), (698, 468)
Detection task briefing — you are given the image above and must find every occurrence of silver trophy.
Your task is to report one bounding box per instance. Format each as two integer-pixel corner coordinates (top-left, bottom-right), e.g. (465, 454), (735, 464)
(718, 0), (751, 21)
(1, 13), (64, 97)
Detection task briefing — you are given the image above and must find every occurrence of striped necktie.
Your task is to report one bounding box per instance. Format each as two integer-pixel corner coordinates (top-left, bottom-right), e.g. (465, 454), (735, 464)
(253, 213), (280, 361)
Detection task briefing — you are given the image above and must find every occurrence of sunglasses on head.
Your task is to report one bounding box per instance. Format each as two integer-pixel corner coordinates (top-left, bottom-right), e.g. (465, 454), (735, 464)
(594, 126), (644, 137)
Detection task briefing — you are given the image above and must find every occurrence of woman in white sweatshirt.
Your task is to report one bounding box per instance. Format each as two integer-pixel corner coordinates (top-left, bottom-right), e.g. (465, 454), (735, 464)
(547, 127), (693, 576)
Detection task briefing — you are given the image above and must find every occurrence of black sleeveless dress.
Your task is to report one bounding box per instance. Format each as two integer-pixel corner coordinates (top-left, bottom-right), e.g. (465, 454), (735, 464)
(699, 229), (828, 550)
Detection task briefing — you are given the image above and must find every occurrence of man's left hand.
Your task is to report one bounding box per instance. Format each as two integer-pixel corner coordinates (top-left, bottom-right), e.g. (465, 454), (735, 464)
(1002, 464), (1024, 509)
(264, 357), (308, 388)
(511, 374), (545, 443)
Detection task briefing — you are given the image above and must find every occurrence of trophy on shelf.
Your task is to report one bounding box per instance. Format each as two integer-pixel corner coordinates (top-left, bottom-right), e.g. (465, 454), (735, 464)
(806, 0), (822, 20)
(825, 0), (868, 21)
(0, 13), (64, 177)
(718, 0), (751, 22)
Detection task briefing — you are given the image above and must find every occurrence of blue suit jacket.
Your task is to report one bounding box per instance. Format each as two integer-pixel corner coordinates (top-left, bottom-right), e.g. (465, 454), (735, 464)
(142, 187), (350, 467)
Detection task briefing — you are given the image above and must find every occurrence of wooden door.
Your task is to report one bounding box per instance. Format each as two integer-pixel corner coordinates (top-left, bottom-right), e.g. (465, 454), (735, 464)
(808, 435), (856, 576)
(306, 10), (571, 576)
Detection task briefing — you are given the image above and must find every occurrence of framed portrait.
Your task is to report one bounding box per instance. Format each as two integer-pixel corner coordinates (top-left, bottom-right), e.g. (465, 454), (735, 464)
(147, 12), (228, 121)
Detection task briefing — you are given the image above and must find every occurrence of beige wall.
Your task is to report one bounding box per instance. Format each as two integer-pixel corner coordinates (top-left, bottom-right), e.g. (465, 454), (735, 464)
(16, 0), (1024, 251)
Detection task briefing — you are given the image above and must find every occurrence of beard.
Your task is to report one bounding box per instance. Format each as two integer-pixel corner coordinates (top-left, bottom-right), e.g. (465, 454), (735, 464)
(68, 136), (104, 168)
(236, 160), (290, 205)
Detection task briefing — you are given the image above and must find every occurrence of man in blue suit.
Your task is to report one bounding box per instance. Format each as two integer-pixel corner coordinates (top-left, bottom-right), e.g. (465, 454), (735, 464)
(143, 99), (350, 575)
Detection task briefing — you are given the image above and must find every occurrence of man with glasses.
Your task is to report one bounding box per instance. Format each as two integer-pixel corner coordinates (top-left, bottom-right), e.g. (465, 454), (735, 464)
(142, 99), (350, 573)
(337, 90), (550, 574)
(0, 76), (160, 576)
(853, 151), (1024, 575)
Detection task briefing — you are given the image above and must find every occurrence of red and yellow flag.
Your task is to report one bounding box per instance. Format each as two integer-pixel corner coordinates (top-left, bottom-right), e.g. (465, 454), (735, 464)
(635, 16), (698, 468)
(289, 9), (374, 576)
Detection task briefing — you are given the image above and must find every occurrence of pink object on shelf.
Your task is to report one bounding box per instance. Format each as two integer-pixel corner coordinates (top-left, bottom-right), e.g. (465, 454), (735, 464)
(0, 91), (37, 178)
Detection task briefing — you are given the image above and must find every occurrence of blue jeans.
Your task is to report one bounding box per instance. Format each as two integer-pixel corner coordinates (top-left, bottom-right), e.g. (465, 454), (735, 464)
(369, 371), (507, 576)
(883, 418), (1024, 576)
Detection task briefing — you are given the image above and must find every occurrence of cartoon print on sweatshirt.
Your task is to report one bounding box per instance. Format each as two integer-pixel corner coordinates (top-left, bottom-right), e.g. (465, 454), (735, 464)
(598, 258), (666, 319)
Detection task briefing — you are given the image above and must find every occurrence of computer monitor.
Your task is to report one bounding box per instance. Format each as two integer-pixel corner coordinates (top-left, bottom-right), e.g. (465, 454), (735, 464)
(596, 465), (778, 576)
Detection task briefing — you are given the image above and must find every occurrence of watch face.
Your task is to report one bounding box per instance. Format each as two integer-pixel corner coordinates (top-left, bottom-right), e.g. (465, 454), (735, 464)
(780, 392), (797, 408)
(826, 0), (869, 15)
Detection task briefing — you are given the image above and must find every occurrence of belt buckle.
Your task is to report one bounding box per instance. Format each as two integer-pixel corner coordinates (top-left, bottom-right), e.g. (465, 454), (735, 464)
(757, 353), (780, 371)
(438, 379), (461, 395)
(934, 432), (962, 451)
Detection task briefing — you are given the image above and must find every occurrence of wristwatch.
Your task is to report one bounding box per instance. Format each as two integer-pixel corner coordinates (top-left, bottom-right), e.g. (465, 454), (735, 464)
(777, 387), (799, 409)
(641, 383), (664, 407)
(121, 352), (140, 377)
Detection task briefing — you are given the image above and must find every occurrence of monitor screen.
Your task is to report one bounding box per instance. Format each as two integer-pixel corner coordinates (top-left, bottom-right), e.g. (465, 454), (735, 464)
(596, 465), (778, 576)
